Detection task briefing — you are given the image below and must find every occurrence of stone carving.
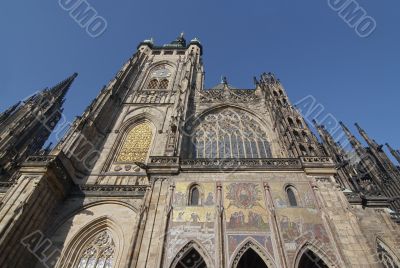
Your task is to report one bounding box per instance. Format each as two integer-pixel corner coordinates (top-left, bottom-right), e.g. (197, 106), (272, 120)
(77, 230), (115, 268)
(198, 89), (260, 104)
(191, 108), (272, 159)
(180, 158), (302, 171)
(131, 90), (175, 104)
(231, 240), (269, 268)
(149, 156), (179, 164)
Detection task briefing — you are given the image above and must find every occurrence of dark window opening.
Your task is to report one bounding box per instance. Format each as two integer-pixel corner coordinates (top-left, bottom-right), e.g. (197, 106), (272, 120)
(298, 250), (329, 268)
(237, 248), (268, 268)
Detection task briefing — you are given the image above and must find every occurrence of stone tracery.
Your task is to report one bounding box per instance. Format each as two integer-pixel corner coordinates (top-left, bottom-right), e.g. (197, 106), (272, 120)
(192, 108), (272, 159)
(77, 230), (115, 268)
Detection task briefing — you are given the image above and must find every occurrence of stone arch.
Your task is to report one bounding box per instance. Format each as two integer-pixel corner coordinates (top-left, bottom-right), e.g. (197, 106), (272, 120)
(56, 216), (124, 268)
(123, 106), (164, 131)
(142, 61), (176, 90)
(49, 200), (139, 235)
(114, 120), (154, 164)
(293, 241), (336, 268)
(48, 201), (137, 268)
(230, 238), (276, 268)
(186, 105), (276, 159)
(375, 238), (400, 268)
(169, 240), (214, 268)
(192, 104), (272, 130)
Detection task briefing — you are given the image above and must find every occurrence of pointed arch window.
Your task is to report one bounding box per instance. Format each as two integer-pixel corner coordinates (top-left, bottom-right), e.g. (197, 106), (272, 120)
(173, 247), (207, 268)
(299, 145), (307, 156)
(192, 108), (272, 159)
(189, 185), (201, 206)
(147, 79), (158, 89)
(116, 122), (153, 163)
(158, 79), (169, 89)
(288, 118), (295, 128)
(286, 186), (298, 207)
(237, 248), (268, 268)
(302, 131), (311, 143)
(293, 130), (301, 141)
(77, 230), (115, 268)
(298, 249), (328, 268)
(297, 118), (304, 129)
(309, 146), (316, 156)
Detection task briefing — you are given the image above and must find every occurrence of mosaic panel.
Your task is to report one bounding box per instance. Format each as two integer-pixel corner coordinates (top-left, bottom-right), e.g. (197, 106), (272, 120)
(224, 182), (270, 232)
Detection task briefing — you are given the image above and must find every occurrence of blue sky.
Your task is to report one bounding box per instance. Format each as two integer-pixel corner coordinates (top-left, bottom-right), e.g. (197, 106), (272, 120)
(0, 1), (399, 154)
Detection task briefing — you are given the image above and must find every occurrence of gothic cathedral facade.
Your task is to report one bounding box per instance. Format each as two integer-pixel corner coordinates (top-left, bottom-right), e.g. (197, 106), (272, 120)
(0, 35), (400, 268)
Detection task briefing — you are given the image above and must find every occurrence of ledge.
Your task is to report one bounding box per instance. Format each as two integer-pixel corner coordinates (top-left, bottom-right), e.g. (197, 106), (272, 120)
(180, 158), (303, 171)
(71, 184), (147, 197)
(147, 156), (180, 174)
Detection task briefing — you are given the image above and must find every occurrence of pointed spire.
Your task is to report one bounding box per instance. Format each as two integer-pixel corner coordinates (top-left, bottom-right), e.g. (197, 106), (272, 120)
(386, 143), (400, 164)
(355, 123), (379, 149)
(0, 73), (77, 181)
(340, 121), (365, 154)
(47, 72), (78, 102)
(0, 101), (21, 124)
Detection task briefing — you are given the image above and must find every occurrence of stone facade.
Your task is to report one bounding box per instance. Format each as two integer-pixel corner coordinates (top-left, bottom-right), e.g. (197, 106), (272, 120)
(0, 35), (399, 268)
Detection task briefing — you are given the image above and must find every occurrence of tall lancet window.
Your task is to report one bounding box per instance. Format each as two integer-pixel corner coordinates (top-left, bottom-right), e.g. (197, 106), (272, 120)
(286, 187), (298, 207)
(77, 230), (115, 268)
(117, 122), (153, 163)
(192, 108), (272, 159)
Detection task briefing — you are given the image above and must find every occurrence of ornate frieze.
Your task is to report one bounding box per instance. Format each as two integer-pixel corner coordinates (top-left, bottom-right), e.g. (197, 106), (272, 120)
(198, 89), (260, 103)
(180, 158), (302, 171)
(131, 90), (175, 104)
(72, 184), (147, 197)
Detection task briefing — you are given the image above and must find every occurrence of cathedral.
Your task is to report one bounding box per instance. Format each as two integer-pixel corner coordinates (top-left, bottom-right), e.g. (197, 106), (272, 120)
(0, 34), (400, 268)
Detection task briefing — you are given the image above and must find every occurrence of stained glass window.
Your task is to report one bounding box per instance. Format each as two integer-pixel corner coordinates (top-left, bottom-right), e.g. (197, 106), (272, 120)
(192, 108), (272, 159)
(117, 122), (153, 163)
(77, 230), (115, 268)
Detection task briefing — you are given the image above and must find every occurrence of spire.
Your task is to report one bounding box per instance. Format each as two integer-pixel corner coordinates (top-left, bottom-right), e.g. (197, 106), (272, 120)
(386, 143), (400, 164)
(0, 101), (21, 124)
(0, 73), (77, 181)
(47, 72), (78, 102)
(340, 121), (364, 151)
(314, 120), (345, 158)
(165, 33), (187, 48)
(355, 123), (380, 149)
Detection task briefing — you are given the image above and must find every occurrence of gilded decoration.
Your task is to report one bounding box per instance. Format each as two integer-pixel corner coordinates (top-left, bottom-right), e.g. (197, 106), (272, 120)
(172, 182), (216, 223)
(116, 122), (152, 163)
(224, 182), (269, 232)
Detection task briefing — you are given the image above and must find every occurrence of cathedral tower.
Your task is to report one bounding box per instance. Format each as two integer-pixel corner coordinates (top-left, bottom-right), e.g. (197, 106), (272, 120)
(0, 73), (77, 182)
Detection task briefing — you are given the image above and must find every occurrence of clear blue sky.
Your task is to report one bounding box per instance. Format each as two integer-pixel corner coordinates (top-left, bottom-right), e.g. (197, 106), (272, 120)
(0, 1), (399, 153)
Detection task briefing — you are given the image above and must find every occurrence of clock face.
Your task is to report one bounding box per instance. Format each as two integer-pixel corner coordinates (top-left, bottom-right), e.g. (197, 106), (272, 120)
(152, 68), (171, 78)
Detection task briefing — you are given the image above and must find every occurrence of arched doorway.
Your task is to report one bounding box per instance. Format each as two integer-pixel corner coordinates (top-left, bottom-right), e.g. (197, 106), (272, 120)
(298, 249), (329, 268)
(237, 248), (268, 268)
(175, 248), (207, 268)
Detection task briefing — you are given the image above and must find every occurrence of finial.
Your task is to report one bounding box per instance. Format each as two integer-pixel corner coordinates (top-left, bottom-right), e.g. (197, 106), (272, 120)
(355, 123), (363, 131)
(180, 32), (184, 39)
